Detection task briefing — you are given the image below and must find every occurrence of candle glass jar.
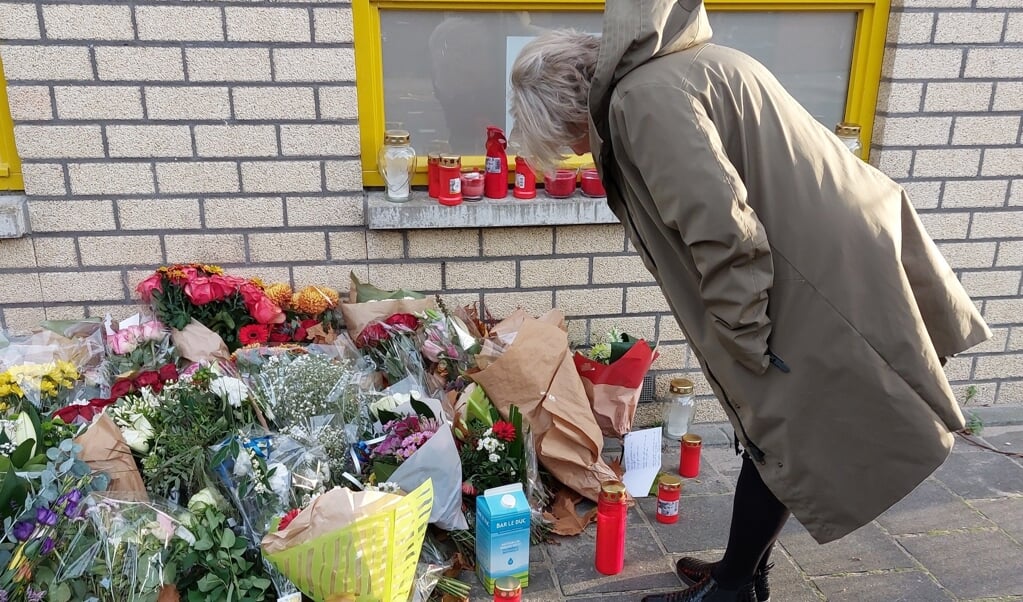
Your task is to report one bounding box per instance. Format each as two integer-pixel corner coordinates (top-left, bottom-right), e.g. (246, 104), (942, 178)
(438, 155), (463, 206)
(461, 169), (485, 201)
(656, 474), (682, 524)
(835, 122), (862, 155)
(544, 168), (577, 199)
(377, 130), (416, 203)
(679, 433), (703, 478)
(663, 378), (695, 440)
(494, 576), (522, 602)
(595, 480), (628, 575)
(580, 165), (606, 197)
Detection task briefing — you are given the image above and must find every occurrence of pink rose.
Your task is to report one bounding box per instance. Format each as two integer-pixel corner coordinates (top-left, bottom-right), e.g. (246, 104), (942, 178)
(140, 320), (165, 342)
(136, 274), (163, 303)
(108, 330), (138, 355)
(249, 295), (285, 325)
(185, 276), (232, 305)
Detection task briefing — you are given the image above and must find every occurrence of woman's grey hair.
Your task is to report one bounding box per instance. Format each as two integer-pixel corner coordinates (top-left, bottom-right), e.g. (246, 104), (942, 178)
(509, 30), (600, 175)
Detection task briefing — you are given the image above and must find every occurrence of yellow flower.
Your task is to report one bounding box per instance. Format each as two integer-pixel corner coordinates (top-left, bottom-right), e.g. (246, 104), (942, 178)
(40, 380), (57, 396)
(291, 285), (340, 316)
(0, 387), (10, 400)
(264, 283), (294, 309)
(201, 264), (224, 275)
(249, 277), (266, 289)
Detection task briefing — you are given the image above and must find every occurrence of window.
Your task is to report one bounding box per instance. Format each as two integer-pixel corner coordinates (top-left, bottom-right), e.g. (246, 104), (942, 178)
(0, 57), (24, 192)
(354, 0), (889, 187)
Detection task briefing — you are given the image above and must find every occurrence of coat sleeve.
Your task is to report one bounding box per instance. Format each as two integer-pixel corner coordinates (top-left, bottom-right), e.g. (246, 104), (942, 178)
(611, 84), (773, 374)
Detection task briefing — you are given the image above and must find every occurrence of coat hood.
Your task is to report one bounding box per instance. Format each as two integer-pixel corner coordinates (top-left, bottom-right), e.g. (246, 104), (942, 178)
(588, 0), (713, 145)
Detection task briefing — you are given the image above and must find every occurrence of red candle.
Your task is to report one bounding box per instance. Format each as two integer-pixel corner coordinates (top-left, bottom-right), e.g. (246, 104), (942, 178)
(513, 156), (536, 199)
(679, 434), (702, 478)
(438, 155), (462, 206)
(656, 475), (682, 524)
(595, 480), (627, 575)
(580, 168), (605, 197)
(543, 169), (577, 198)
(461, 170), (484, 201)
(427, 153), (441, 199)
(493, 577), (521, 602)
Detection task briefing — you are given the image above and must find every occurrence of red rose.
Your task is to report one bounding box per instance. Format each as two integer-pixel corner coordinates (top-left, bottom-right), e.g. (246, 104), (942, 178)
(249, 295), (285, 325)
(136, 274), (163, 303)
(219, 275), (248, 290)
(492, 420), (517, 442)
(356, 322), (390, 348)
(239, 324), (271, 345)
(53, 404), (97, 424)
(110, 379), (134, 399)
(384, 313), (420, 331)
(278, 508), (302, 532)
(158, 364), (179, 383)
(134, 371), (160, 390)
(293, 319), (320, 342)
(239, 283), (263, 306)
(268, 328), (291, 343)
(185, 276), (231, 305)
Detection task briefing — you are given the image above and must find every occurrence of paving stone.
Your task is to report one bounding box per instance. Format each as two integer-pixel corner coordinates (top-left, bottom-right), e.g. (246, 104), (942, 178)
(979, 427), (1023, 454)
(934, 449), (1023, 499)
(779, 521), (915, 576)
(522, 564), (559, 601)
(972, 497), (1023, 542)
(702, 447), (744, 481)
(642, 494), (733, 553)
(898, 530), (1023, 599)
(876, 479), (994, 535)
(658, 460), (732, 497)
(813, 570), (953, 602)
(547, 507), (682, 595)
(754, 548), (823, 602)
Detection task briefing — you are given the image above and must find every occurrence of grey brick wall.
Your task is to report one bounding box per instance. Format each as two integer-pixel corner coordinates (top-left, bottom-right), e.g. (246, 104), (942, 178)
(873, 0), (1023, 405)
(0, 0), (1020, 415)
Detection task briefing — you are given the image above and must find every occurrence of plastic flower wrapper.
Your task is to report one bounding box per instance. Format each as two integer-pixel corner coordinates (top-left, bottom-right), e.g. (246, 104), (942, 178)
(355, 313), (429, 390)
(261, 480), (434, 602)
(78, 493), (194, 602)
(102, 313), (175, 382)
(417, 304), (480, 398)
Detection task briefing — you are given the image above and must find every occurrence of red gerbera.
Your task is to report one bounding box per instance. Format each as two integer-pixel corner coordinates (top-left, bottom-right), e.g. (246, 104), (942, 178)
(492, 420), (517, 442)
(238, 324), (271, 345)
(278, 508), (302, 531)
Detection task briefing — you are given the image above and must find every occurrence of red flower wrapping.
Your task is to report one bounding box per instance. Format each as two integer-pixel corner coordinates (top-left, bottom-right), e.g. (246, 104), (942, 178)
(239, 324), (271, 345)
(278, 508), (302, 531)
(492, 420), (517, 442)
(355, 322), (389, 348)
(384, 313), (420, 331)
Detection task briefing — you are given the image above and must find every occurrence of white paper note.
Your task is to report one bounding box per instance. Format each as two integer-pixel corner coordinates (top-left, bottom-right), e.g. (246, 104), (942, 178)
(622, 427), (662, 497)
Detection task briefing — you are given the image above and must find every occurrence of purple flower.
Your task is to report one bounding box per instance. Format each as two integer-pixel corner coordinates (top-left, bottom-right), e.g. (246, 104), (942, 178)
(57, 488), (83, 507)
(0, 588), (8, 601)
(26, 588), (45, 602)
(40, 537), (55, 555)
(35, 507), (58, 527)
(12, 521), (34, 542)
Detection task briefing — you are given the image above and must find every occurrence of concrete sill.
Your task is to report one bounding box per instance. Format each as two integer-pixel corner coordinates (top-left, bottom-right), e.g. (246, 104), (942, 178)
(366, 189), (620, 230)
(0, 195), (30, 239)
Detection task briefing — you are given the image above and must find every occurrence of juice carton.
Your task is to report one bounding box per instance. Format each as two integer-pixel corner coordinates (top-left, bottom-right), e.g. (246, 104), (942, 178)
(475, 483), (530, 593)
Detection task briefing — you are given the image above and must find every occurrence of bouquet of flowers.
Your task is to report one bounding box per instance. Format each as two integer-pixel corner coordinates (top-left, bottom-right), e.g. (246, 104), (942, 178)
(418, 305), (480, 397)
(260, 282), (344, 344)
(355, 312), (427, 388)
(574, 327), (658, 438)
(456, 385), (526, 495)
(0, 360), (80, 415)
(136, 264), (285, 351)
(104, 316), (174, 381)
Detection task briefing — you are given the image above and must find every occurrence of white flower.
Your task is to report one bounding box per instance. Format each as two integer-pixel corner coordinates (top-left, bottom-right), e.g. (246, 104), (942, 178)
(210, 376), (248, 408)
(369, 395), (401, 420)
(187, 487), (225, 513)
(131, 415), (154, 441)
(268, 462), (291, 503)
(122, 428), (150, 454)
(488, 453), (500, 463)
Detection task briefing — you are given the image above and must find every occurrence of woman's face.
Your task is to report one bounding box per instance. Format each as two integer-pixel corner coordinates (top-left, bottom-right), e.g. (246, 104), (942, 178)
(569, 125), (591, 156)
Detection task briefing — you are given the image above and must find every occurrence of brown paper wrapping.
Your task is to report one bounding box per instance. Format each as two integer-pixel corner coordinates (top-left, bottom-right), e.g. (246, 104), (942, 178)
(339, 297), (436, 342)
(75, 414), (148, 501)
(261, 487), (402, 555)
(170, 319), (230, 364)
(470, 310), (618, 502)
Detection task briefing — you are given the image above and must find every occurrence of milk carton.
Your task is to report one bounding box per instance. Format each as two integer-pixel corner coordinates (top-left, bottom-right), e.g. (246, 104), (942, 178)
(476, 483), (530, 593)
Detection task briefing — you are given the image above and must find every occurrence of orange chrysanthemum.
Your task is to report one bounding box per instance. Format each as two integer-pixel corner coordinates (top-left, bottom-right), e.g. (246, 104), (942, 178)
(264, 283), (294, 309)
(200, 264), (224, 275)
(248, 277), (266, 290)
(291, 285), (340, 316)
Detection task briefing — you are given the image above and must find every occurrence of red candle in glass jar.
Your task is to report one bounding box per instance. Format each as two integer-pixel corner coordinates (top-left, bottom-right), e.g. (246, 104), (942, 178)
(544, 169), (577, 198)
(493, 576), (521, 602)
(427, 153), (441, 199)
(580, 168), (605, 197)
(656, 475), (682, 524)
(513, 156), (536, 199)
(679, 434), (702, 478)
(437, 155), (462, 206)
(461, 170), (484, 201)
(595, 480), (627, 575)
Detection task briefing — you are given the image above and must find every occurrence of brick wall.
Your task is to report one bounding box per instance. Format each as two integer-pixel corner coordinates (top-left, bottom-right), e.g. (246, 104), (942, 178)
(0, 0), (1020, 417)
(873, 0), (1023, 406)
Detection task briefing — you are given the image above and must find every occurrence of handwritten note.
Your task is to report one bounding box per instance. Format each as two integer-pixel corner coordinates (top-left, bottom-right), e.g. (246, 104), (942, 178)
(622, 427), (662, 497)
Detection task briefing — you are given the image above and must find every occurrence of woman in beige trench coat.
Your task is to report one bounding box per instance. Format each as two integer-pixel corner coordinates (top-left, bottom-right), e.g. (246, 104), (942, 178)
(509, 0), (991, 600)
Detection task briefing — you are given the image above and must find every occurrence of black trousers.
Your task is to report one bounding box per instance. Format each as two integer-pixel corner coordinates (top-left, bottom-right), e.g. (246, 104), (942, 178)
(711, 453), (791, 588)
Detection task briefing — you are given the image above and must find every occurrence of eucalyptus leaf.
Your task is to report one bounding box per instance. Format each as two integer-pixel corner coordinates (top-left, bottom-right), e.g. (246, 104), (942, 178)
(59, 438), (74, 452)
(46, 447), (61, 461)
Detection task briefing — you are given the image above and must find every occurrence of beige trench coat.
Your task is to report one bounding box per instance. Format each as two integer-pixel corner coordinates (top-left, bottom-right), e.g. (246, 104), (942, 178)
(588, 0), (992, 543)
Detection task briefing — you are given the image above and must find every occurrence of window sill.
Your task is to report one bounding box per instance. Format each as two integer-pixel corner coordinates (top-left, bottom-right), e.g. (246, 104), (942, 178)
(0, 194), (29, 239)
(366, 189), (620, 230)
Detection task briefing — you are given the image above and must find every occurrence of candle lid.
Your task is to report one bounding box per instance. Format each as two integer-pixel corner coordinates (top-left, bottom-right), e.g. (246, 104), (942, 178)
(383, 129), (411, 145)
(428, 152), (441, 161)
(659, 474), (683, 490)
(599, 480), (628, 503)
(682, 433), (702, 446)
(439, 155), (461, 167)
(494, 576), (521, 593)
(835, 122), (861, 136)
(670, 378), (694, 395)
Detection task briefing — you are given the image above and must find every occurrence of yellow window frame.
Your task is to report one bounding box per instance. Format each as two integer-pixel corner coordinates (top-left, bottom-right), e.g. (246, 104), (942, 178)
(0, 57), (24, 192)
(353, 0), (889, 187)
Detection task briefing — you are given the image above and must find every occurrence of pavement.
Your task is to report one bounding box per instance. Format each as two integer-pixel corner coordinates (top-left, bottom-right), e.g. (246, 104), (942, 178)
(458, 406), (1023, 601)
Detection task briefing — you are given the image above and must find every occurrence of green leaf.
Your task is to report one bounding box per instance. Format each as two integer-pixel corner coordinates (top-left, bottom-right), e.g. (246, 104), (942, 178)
(377, 409), (401, 425)
(9, 438), (35, 468)
(194, 537), (214, 551)
(220, 527), (236, 549)
(410, 398), (435, 420)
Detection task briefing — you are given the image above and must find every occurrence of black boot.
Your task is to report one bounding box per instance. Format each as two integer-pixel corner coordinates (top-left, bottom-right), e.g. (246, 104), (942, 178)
(675, 558), (772, 602)
(640, 575), (756, 602)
